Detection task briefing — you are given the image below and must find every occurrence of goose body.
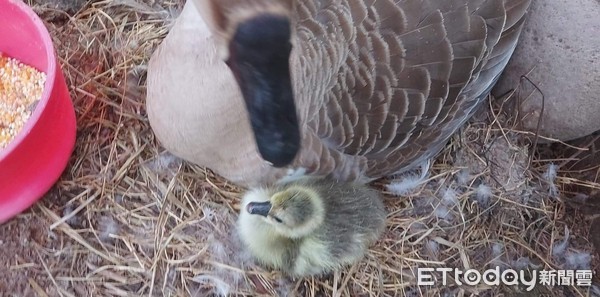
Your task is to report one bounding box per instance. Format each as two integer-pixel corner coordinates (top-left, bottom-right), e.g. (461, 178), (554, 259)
(146, 0), (532, 187)
(237, 176), (386, 277)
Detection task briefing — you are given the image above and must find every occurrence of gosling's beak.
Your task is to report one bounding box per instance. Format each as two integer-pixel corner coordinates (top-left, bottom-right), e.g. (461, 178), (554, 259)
(225, 14), (300, 168)
(246, 201), (272, 217)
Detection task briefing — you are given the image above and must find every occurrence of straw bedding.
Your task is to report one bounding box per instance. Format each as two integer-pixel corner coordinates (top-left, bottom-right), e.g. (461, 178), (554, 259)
(0, 1), (598, 296)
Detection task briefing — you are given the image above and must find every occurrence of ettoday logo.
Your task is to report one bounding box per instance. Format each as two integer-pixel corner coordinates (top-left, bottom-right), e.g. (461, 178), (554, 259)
(417, 267), (593, 291)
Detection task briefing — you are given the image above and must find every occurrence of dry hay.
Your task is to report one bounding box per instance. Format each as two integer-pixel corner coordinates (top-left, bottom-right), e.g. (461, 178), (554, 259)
(0, 1), (599, 296)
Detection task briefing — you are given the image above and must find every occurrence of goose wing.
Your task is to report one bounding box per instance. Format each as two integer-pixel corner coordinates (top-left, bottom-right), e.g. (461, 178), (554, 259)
(292, 0), (531, 179)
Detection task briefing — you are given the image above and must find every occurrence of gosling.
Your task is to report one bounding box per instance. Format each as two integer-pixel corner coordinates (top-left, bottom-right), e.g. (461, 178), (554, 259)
(237, 176), (386, 277)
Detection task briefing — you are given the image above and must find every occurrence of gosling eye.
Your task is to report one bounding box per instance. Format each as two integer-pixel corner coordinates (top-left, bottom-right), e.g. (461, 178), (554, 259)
(272, 216), (283, 223)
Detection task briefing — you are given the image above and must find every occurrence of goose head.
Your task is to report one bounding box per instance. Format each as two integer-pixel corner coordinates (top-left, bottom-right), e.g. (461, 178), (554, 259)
(246, 185), (325, 239)
(191, 0), (299, 168)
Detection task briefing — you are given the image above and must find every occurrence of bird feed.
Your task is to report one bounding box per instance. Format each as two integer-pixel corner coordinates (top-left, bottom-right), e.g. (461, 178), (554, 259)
(0, 53), (46, 150)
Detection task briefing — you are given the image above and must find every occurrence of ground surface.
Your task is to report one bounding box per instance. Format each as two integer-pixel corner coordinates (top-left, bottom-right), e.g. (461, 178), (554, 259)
(1, 1), (599, 296)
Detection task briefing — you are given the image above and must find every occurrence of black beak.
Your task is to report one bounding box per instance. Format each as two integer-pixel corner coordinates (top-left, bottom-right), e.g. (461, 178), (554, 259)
(226, 14), (300, 168)
(246, 201), (272, 217)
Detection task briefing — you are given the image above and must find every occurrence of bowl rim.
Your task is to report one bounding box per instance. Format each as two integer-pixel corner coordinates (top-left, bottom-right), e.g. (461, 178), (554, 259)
(0, 0), (58, 160)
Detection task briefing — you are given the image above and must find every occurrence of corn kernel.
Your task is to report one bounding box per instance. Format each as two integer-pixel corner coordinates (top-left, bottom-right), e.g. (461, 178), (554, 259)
(0, 53), (46, 150)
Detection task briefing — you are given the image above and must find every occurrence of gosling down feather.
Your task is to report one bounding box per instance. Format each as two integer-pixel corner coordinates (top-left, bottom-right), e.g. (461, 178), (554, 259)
(146, 0), (532, 187)
(237, 176), (386, 277)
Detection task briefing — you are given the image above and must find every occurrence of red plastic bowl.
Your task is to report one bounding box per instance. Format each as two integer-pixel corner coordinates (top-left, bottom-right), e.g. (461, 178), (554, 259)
(0, 0), (76, 223)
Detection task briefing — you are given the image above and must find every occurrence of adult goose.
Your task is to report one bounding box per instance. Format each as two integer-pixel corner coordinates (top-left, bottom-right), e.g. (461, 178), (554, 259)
(146, 0), (532, 187)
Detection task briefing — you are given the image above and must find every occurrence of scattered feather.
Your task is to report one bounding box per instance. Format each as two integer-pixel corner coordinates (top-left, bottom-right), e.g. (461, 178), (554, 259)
(433, 187), (460, 222)
(202, 206), (217, 221)
(387, 175), (426, 196)
(456, 169), (472, 185)
(512, 257), (532, 270)
(274, 278), (293, 297)
(434, 205), (453, 222)
(564, 251), (591, 270)
(192, 206), (254, 296)
(441, 187), (459, 206)
(114, 194), (124, 204)
(387, 160), (430, 196)
(492, 243), (504, 257)
(489, 242), (508, 269)
(144, 151), (182, 175)
(475, 184), (493, 207)
(192, 275), (231, 297)
(277, 167), (308, 184)
(552, 226), (570, 259)
(98, 216), (119, 242)
(543, 163), (559, 198)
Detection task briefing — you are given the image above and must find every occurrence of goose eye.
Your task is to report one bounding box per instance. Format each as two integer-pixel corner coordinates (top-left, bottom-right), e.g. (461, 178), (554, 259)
(272, 216), (283, 223)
